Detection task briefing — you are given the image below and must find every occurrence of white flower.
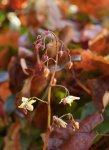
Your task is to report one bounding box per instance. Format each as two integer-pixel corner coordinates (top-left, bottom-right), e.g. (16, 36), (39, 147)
(60, 95), (80, 106)
(18, 97), (36, 112)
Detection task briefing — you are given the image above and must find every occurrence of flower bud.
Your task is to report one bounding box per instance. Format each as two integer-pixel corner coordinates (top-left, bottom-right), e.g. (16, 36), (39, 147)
(58, 51), (63, 57)
(66, 61), (73, 69)
(37, 35), (42, 39)
(42, 54), (49, 61)
(52, 78), (57, 86)
(44, 31), (49, 35)
(75, 121), (79, 129)
(44, 67), (50, 77)
(72, 121), (79, 130)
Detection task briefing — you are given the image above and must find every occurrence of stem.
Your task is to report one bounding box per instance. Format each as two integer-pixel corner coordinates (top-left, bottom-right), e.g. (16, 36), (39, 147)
(60, 113), (73, 120)
(29, 97), (48, 104)
(43, 31), (59, 150)
(43, 58), (56, 64)
(53, 84), (70, 97)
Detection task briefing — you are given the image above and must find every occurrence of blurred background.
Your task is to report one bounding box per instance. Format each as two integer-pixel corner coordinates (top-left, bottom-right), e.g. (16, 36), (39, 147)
(0, 0), (109, 150)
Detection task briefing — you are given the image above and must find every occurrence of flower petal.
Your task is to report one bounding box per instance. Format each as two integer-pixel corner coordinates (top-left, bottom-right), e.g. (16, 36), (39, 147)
(18, 103), (25, 109)
(27, 104), (34, 111)
(22, 97), (29, 103)
(28, 100), (36, 105)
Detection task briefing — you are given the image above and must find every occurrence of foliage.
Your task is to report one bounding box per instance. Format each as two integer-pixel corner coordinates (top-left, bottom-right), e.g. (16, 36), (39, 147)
(0, 0), (109, 149)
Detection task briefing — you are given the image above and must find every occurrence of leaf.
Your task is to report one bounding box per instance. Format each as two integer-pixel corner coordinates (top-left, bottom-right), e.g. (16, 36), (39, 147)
(4, 94), (16, 114)
(94, 120), (109, 143)
(4, 122), (21, 150)
(48, 113), (103, 150)
(81, 102), (98, 119)
(81, 24), (103, 42)
(59, 26), (74, 45)
(30, 73), (48, 96)
(32, 103), (48, 131)
(102, 91), (109, 109)
(0, 48), (11, 69)
(0, 98), (6, 122)
(0, 81), (12, 101)
(7, 0), (27, 10)
(8, 56), (28, 93)
(89, 29), (109, 55)
(0, 71), (9, 83)
(70, 0), (109, 18)
(89, 75), (109, 113)
(0, 137), (3, 149)
(20, 132), (31, 150)
(71, 50), (109, 75)
(0, 32), (19, 47)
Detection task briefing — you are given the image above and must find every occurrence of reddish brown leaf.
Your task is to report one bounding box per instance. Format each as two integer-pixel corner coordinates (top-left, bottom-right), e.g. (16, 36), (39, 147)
(0, 48), (11, 69)
(89, 29), (109, 55)
(8, 56), (28, 93)
(48, 113), (103, 150)
(7, 0), (28, 10)
(0, 81), (12, 101)
(70, 50), (109, 75)
(32, 103), (48, 131)
(89, 75), (109, 112)
(0, 32), (19, 47)
(70, 0), (109, 17)
(0, 98), (6, 122)
(19, 10), (45, 28)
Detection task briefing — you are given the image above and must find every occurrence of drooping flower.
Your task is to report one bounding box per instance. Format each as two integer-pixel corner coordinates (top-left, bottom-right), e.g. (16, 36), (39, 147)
(18, 97), (36, 113)
(52, 116), (67, 128)
(60, 95), (80, 106)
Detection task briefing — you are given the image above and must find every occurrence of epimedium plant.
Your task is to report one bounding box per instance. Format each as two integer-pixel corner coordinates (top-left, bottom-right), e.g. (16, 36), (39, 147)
(18, 30), (80, 150)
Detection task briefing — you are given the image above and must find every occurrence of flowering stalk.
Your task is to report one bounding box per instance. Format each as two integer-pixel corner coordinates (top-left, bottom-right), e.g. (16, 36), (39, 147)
(43, 31), (59, 150)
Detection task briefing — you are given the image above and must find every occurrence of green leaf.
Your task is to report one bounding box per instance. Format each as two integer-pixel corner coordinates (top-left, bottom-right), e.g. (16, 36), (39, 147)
(0, 11), (6, 24)
(21, 132), (31, 150)
(94, 120), (109, 143)
(81, 102), (98, 119)
(0, 137), (3, 149)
